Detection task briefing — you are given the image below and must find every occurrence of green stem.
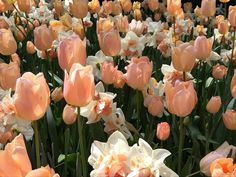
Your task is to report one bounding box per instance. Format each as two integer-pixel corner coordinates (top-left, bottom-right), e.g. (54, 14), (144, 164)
(224, 3), (227, 18)
(231, 27), (236, 60)
(48, 59), (55, 88)
(178, 118), (185, 175)
(33, 121), (41, 168)
(77, 107), (87, 177)
(136, 90), (141, 128)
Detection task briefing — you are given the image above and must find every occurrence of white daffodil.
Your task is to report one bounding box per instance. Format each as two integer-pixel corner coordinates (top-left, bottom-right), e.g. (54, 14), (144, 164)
(129, 19), (145, 36)
(87, 50), (113, 80)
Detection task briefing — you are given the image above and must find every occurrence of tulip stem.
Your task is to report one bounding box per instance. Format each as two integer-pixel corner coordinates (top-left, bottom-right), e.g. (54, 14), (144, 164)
(178, 118), (185, 175)
(77, 107), (87, 177)
(231, 27), (236, 60)
(33, 121), (41, 168)
(173, 16), (176, 46)
(136, 90), (141, 128)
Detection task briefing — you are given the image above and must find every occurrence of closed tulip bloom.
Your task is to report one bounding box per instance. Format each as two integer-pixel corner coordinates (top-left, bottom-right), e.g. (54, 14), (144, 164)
(0, 62), (21, 90)
(206, 96), (221, 114)
(212, 64), (227, 79)
(144, 95), (164, 117)
(172, 43), (196, 72)
(111, 1), (122, 16)
(64, 63), (95, 107)
(201, 0), (216, 17)
(229, 6), (236, 27)
(26, 41), (36, 54)
(194, 36), (212, 60)
(101, 61), (117, 85)
(113, 70), (125, 88)
(34, 25), (54, 51)
(120, 0), (132, 13)
(70, 0), (88, 19)
(115, 15), (129, 33)
(25, 166), (59, 177)
(0, 17), (9, 29)
(63, 104), (77, 125)
(223, 110), (236, 130)
(218, 20), (229, 35)
(156, 122), (170, 141)
(147, 0), (159, 12)
(97, 18), (121, 56)
(14, 72), (50, 120)
(0, 130), (13, 144)
(54, 0), (64, 16)
(88, 0), (100, 13)
(126, 57), (153, 90)
(167, 0), (182, 16)
(230, 70), (236, 98)
(51, 87), (63, 102)
(58, 33), (86, 71)
(0, 29), (17, 56)
(17, 0), (31, 13)
(165, 81), (198, 117)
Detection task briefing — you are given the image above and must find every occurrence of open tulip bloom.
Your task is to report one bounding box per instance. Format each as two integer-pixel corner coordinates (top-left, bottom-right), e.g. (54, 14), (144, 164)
(1, 0), (236, 176)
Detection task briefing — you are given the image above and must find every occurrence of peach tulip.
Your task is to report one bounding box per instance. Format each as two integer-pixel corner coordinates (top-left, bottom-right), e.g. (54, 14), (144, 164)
(230, 70), (236, 98)
(0, 0), (13, 13)
(147, 0), (159, 12)
(194, 36), (212, 60)
(97, 18), (121, 56)
(167, 0), (182, 16)
(206, 96), (221, 114)
(69, 0), (88, 19)
(113, 70), (125, 88)
(210, 158), (235, 176)
(223, 109), (236, 130)
(25, 166), (59, 177)
(165, 81), (197, 117)
(201, 0), (216, 17)
(212, 64), (227, 80)
(26, 41), (36, 54)
(34, 25), (54, 51)
(63, 104), (77, 125)
(58, 33), (86, 71)
(101, 61), (117, 85)
(0, 130), (13, 144)
(0, 29), (17, 56)
(156, 122), (170, 141)
(64, 63), (95, 107)
(0, 17), (9, 29)
(144, 95), (164, 117)
(0, 62), (21, 90)
(218, 20), (229, 35)
(229, 6), (236, 27)
(115, 15), (129, 33)
(111, 1), (122, 16)
(120, 0), (132, 13)
(14, 72), (50, 120)
(88, 0), (100, 13)
(102, 1), (113, 15)
(17, 0), (31, 13)
(126, 56), (153, 90)
(51, 87), (63, 102)
(54, 0), (64, 16)
(172, 43), (196, 72)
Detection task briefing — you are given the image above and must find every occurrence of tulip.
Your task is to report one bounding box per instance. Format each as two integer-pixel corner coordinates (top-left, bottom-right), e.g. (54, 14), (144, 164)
(201, 0), (216, 17)
(11, 53), (20, 65)
(231, 70), (236, 98)
(206, 96), (221, 114)
(69, 0), (88, 19)
(194, 36), (212, 60)
(88, 0), (100, 13)
(51, 87), (63, 102)
(14, 72), (50, 120)
(111, 1), (122, 16)
(229, 6), (236, 27)
(0, 17), (9, 29)
(167, 0), (182, 16)
(218, 20), (229, 35)
(126, 56), (153, 90)
(200, 141), (236, 176)
(0, 130), (13, 144)
(25, 166), (59, 177)
(144, 95), (164, 117)
(113, 70), (125, 88)
(210, 158), (235, 176)
(54, 0), (64, 16)
(219, 0), (230, 3)
(49, 20), (65, 39)
(101, 61), (117, 85)
(17, 0), (31, 13)
(34, 25), (54, 51)
(120, 0), (132, 13)
(156, 122), (170, 141)
(129, 19), (145, 36)
(72, 23), (85, 40)
(172, 43), (196, 72)
(147, 0), (159, 12)
(0, 62), (20, 90)
(223, 109), (236, 130)
(212, 64), (227, 79)
(165, 81), (197, 117)
(64, 63), (95, 107)
(97, 18), (121, 56)
(0, 29), (17, 56)
(26, 41), (36, 54)
(0, 0), (13, 13)
(114, 15), (129, 33)
(58, 33), (86, 71)
(63, 104), (77, 125)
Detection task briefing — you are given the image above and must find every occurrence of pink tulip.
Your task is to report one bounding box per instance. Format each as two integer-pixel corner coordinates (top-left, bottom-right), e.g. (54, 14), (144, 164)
(230, 70), (236, 98)
(201, 0), (216, 17)
(97, 18), (121, 56)
(228, 6), (236, 27)
(206, 96), (221, 114)
(113, 70), (125, 88)
(64, 63), (95, 107)
(69, 0), (88, 19)
(222, 110), (236, 130)
(0, 62), (21, 90)
(172, 43), (196, 72)
(167, 0), (182, 16)
(17, 0), (31, 13)
(156, 122), (170, 141)
(14, 72), (50, 120)
(25, 166), (59, 177)
(218, 20), (229, 35)
(165, 81), (198, 117)
(58, 33), (86, 71)
(101, 61), (117, 85)
(144, 95), (164, 117)
(51, 87), (64, 102)
(212, 64), (227, 80)
(194, 36), (212, 60)
(126, 56), (153, 90)
(34, 25), (54, 51)
(0, 29), (17, 56)
(63, 104), (77, 125)
(147, 0), (159, 12)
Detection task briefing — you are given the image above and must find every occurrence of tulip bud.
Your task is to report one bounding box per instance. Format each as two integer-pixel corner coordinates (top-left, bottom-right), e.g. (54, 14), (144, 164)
(113, 70), (125, 88)
(229, 6), (236, 27)
(206, 96), (221, 114)
(147, 0), (159, 12)
(101, 61), (117, 85)
(63, 104), (77, 125)
(218, 20), (229, 35)
(88, 0), (100, 14)
(70, 0), (88, 19)
(212, 64), (227, 80)
(26, 41), (36, 54)
(11, 53), (21, 65)
(145, 96), (164, 117)
(230, 70), (236, 98)
(0, 29), (17, 56)
(222, 109), (236, 130)
(156, 122), (170, 141)
(17, 0), (31, 13)
(111, 1), (122, 16)
(120, 0), (132, 13)
(54, 0), (64, 16)
(51, 87), (64, 102)
(167, 0), (182, 16)
(194, 36), (212, 60)
(201, 0), (216, 17)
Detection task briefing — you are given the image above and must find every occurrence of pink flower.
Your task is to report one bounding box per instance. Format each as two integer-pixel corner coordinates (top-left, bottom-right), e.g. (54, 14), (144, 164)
(156, 122), (170, 141)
